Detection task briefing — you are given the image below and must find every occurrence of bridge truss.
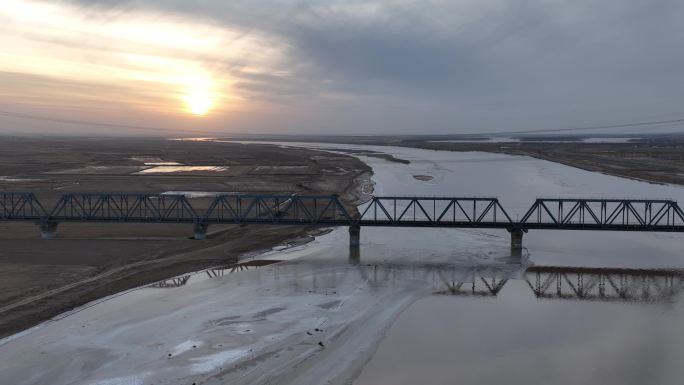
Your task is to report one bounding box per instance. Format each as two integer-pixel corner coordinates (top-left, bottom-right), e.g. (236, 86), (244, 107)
(520, 199), (684, 231)
(3, 192), (684, 235)
(203, 194), (352, 224)
(0, 193), (46, 220)
(49, 193), (198, 223)
(356, 197), (512, 227)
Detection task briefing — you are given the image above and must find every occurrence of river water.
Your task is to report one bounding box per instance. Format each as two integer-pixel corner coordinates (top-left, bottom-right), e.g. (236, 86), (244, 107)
(1, 144), (684, 385)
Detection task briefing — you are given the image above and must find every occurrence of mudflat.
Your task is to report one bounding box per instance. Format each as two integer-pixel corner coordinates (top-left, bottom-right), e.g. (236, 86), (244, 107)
(0, 137), (371, 338)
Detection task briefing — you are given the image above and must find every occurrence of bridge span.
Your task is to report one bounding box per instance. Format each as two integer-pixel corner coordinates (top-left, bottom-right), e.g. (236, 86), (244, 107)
(3, 192), (684, 255)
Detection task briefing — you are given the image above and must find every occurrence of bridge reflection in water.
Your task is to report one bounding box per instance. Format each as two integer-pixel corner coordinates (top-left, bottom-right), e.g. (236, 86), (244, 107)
(524, 266), (684, 302)
(148, 258), (684, 304)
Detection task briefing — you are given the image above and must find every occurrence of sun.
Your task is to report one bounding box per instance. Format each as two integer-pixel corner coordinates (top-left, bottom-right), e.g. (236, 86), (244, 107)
(183, 92), (214, 116)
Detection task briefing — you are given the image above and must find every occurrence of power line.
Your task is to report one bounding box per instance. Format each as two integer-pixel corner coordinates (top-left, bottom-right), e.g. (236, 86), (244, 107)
(473, 118), (684, 136)
(2, 109), (683, 136)
(0, 110), (220, 134)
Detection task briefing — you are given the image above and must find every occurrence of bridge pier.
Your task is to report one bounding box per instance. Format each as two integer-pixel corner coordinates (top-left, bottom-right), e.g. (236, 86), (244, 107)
(510, 228), (524, 258)
(40, 221), (59, 239)
(349, 225), (361, 249)
(193, 223), (209, 240)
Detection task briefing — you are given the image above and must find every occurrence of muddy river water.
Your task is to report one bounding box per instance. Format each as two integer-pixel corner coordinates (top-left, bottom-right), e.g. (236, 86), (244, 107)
(2, 144), (684, 384)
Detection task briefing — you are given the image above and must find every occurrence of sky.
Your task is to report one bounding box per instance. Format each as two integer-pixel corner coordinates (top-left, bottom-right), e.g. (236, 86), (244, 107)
(1, 0), (683, 136)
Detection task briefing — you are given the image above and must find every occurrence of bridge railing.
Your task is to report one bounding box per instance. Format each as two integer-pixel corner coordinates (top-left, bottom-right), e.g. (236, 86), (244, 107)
(48, 193), (199, 222)
(357, 197), (513, 227)
(519, 198), (684, 230)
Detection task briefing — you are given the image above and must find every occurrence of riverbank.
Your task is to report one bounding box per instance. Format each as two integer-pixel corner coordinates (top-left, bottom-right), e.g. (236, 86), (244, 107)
(215, 135), (684, 187)
(394, 140), (684, 186)
(0, 137), (372, 338)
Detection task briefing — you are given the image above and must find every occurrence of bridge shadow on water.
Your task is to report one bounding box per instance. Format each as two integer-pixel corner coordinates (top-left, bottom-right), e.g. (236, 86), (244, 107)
(148, 254), (684, 304)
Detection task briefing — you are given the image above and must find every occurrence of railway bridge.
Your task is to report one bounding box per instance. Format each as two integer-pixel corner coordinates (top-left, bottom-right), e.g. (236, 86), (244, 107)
(2, 192), (684, 256)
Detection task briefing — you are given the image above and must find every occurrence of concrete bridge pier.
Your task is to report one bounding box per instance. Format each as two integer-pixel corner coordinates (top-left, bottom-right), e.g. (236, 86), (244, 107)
(510, 228), (524, 258)
(349, 225), (361, 249)
(40, 221), (59, 239)
(193, 223), (209, 240)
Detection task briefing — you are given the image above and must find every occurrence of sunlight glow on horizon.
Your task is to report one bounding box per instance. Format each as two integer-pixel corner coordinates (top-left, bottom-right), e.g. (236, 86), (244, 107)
(0, 0), (288, 129)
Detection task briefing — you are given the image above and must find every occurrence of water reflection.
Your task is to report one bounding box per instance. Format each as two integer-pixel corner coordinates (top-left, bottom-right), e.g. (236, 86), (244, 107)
(147, 258), (684, 304)
(148, 260), (280, 288)
(349, 246), (361, 265)
(135, 165), (227, 174)
(435, 276), (509, 297)
(526, 266), (684, 303)
(149, 275), (191, 288)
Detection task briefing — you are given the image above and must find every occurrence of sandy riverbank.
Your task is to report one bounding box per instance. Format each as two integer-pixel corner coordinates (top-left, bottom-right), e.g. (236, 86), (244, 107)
(0, 137), (372, 338)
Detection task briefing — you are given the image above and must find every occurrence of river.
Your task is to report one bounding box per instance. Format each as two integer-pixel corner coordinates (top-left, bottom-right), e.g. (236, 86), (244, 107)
(1, 144), (684, 385)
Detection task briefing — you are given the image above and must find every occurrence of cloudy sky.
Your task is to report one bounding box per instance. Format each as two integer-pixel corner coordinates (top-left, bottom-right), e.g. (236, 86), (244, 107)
(1, 0), (683, 136)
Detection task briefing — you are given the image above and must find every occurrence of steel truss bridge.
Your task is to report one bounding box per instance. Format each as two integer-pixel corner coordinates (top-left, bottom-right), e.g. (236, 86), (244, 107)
(3, 192), (684, 252)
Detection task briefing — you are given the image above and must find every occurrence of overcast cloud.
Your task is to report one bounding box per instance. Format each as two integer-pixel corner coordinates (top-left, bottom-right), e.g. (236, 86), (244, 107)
(1, 0), (683, 135)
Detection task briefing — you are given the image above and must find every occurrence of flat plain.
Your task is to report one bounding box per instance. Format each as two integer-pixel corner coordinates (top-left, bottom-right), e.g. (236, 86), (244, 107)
(0, 137), (371, 337)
